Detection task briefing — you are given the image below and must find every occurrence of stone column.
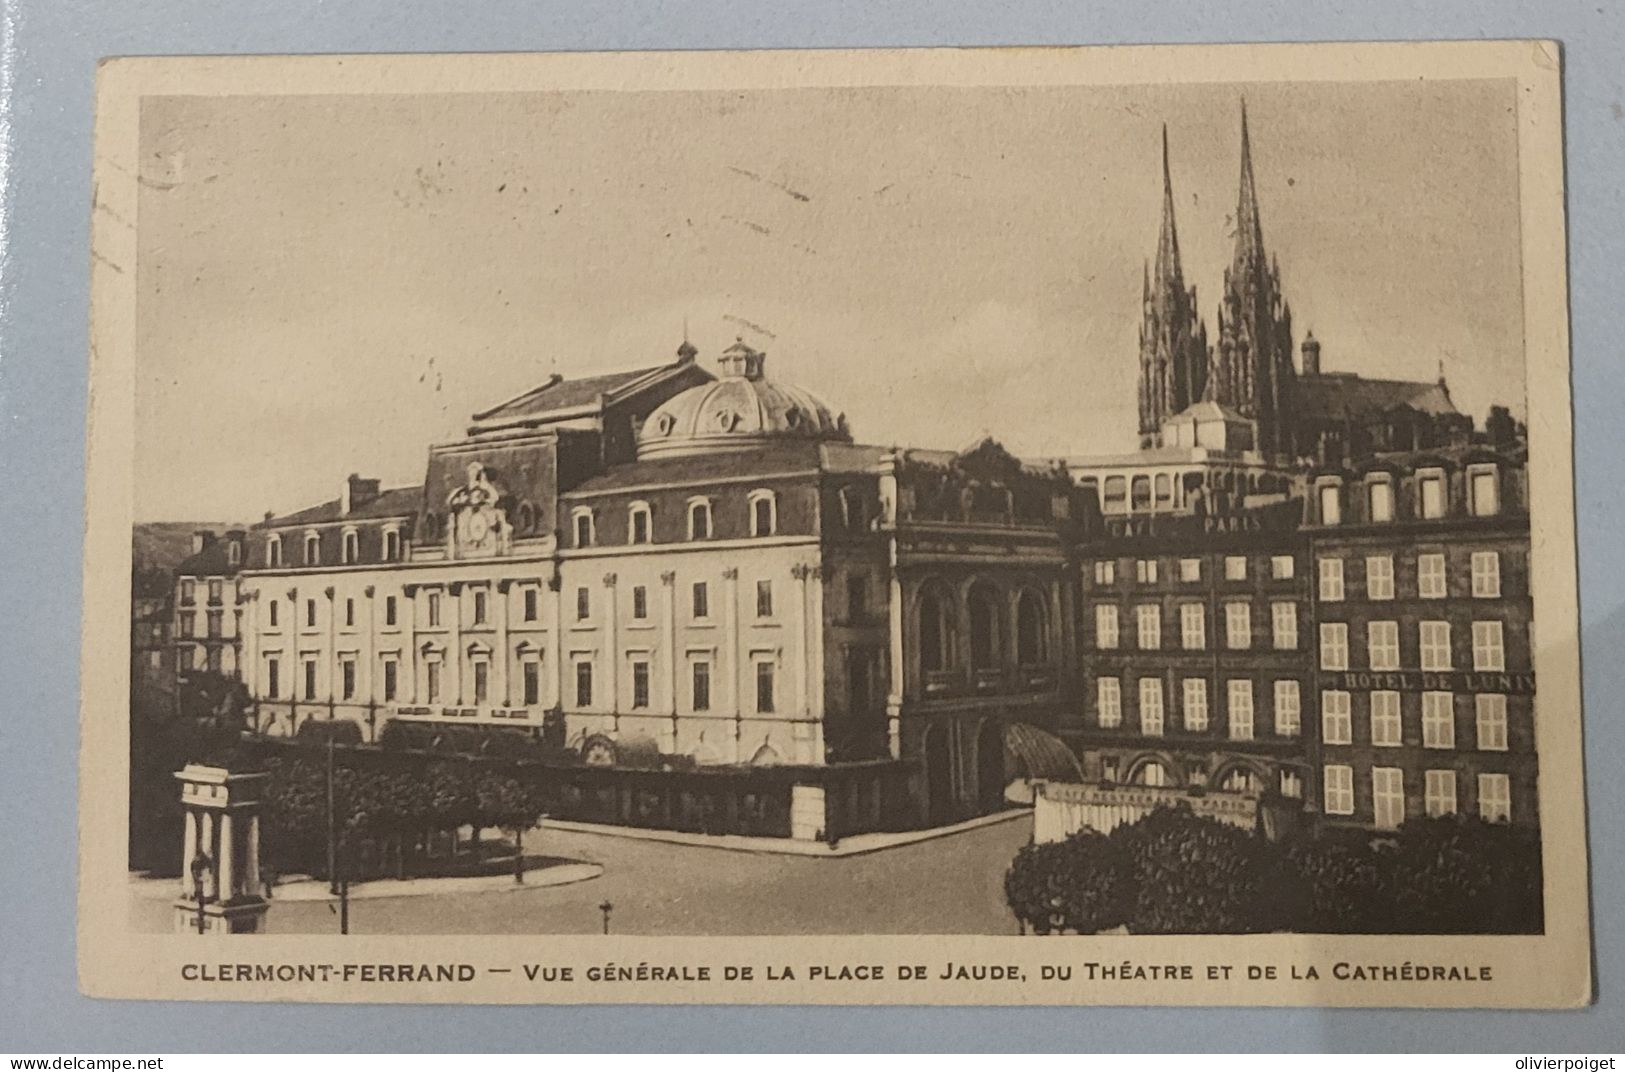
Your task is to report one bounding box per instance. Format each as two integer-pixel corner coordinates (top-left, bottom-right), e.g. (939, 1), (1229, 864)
(808, 564), (826, 722)
(548, 573), (564, 710)
(245, 813), (261, 898)
(403, 584), (419, 703)
(197, 811), (216, 900)
(602, 572), (619, 714)
(239, 592), (257, 695)
(792, 563), (811, 717)
(886, 547), (905, 761)
(180, 810), (198, 896)
(218, 812), (235, 903)
(496, 581), (511, 705)
(324, 586), (337, 705)
(723, 567), (741, 758)
(447, 583), (463, 704)
(362, 585), (376, 703)
(661, 571), (677, 716)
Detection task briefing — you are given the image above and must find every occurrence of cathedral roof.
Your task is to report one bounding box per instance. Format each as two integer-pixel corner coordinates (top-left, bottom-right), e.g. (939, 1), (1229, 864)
(637, 340), (850, 460)
(1296, 374), (1459, 424)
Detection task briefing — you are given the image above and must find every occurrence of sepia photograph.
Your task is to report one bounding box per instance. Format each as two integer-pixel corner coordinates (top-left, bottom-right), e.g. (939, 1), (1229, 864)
(78, 42), (1587, 1007)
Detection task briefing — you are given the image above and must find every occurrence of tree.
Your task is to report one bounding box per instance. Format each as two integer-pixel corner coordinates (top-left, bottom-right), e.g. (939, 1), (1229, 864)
(474, 768), (549, 883)
(1111, 806), (1297, 934)
(1005, 829), (1132, 934)
(1287, 829), (1395, 933)
(1386, 817), (1542, 934)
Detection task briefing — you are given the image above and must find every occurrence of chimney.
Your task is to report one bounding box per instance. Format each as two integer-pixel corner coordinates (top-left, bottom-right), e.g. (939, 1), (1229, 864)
(1485, 405), (1516, 448)
(191, 529), (215, 554)
(1300, 332), (1321, 377)
(343, 473), (382, 515)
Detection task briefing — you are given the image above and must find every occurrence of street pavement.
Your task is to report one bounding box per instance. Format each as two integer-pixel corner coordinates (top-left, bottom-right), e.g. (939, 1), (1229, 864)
(131, 812), (1033, 936)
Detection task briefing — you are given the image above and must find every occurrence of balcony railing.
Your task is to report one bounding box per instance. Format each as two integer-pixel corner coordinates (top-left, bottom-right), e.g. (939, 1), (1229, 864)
(390, 704), (535, 722)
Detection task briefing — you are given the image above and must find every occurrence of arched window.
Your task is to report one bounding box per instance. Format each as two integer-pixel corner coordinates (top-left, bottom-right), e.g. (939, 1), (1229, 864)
(919, 587), (957, 673)
(303, 532), (320, 565)
(1130, 475), (1152, 512)
(628, 501), (652, 545)
(1102, 476), (1127, 512)
(516, 502), (535, 535)
(1221, 768), (1262, 794)
(571, 508), (595, 548)
(688, 498), (713, 540)
(1134, 760), (1170, 787)
(383, 527), (402, 561)
(341, 529), (359, 564)
(266, 535), (282, 567)
(1016, 589), (1048, 666)
(969, 585), (1002, 669)
(749, 489), (777, 537)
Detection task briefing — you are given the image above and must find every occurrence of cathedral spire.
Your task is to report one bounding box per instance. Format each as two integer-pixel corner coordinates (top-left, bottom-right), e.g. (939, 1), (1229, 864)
(1135, 125), (1210, 446)
(1154, 123), (1182, 292)
(1233, 98), (1266, 271)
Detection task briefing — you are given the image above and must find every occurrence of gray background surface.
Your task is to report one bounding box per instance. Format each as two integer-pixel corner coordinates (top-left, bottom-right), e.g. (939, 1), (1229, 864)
(0, 0), (1619, 1053)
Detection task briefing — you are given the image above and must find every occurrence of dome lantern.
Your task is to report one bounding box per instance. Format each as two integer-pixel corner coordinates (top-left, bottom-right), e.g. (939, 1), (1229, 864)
(717, 337), (766, 381)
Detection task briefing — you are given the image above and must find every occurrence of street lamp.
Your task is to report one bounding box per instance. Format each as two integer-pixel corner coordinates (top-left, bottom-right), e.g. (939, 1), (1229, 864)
(599, 900), (613, 935)
(190, 850), (212, 935)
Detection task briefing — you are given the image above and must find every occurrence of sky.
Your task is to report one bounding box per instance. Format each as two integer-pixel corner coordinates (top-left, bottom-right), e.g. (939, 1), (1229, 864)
(133, 78), (1524, 522)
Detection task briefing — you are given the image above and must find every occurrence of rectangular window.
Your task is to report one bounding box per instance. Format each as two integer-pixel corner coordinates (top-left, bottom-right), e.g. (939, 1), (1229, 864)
(1472, 620), (1506, 671)
(1095, 605), (1119, 649)
(1425, 770), (1458, 818)
(756, 580), (773, 619)
(266, 657), (280, 699)
(206, 610), (223, 638)
(1368, 478), (1394, 523)
(632, 660), (650, 709)
(341, 658), (356, 700)
(1180, 603), (1205, 650)
(692, 582), (709, 620)
(1419, 469), (1446, 519)
(1227, 679), (1254, 741)
(180, 579), (196, 605)
(1319, 622), (1349, 671)
(344, 598), (356, 628)
(756, 661), (776, 713)
(269, 601), (279, 628)
(1280, 770), (1304, 800)
(382, 660), (398, 703)
(1419, 553), (1447, 598)
(523, 662), (541, 706)
(1476, 694), (1509, 751)
(1138, 677), (1164, 736)
(1372, 767), (1406, 830)
(473, 661), (489, 704)
(631, 585), (648, 621)
(1366, 555), (1395, 601)
(1136, 604), (1161, 650)
(1182, 678), (1209, 732)
(426, 660), (442, 703)
(473, 590), (487, 625)
(524, 588), (539, 622)
(305, 599), (317, 628)
(1179, 558), (1201, 583)
(1420, 621), (1453, 670)
(385, 596), (397, 626)
(384, 529), (401, 561)
(1368, 620), (1400, 671)
(1470, 466), (1500, 517)
(1370, 690), (1403, 747)
(1136, 558), (1159, 584)
(1471, 551), (1502, 598)
(575, 661), (593, 707)
(1271, 555), (1295, 580)
(208, 578), (223, 604)
(1093, 560), (1116, 586)
(630, 508), (650, 545)
(428, 592), (441, 627)
(1271, 601), (1298, 650)
(692, 662), (711, 712)
(576, 586), (590, 622)
(1422, 691), (1456, 748)
(1274, 680), (1301, 737)
(303, 659), (318, 701)
(574, 513), (593, 547)
(1225, 601), (1251, 650)
(1319, 482), (1342, 525)
(1321, 690), (1352, 745)
(1097, 677), (1122, 728)
(1478, 773), (1512, 823)
(1323, 765), (1354, 815)
(1224, 555), (1247, 581)
(1318, 557), (1345, 602)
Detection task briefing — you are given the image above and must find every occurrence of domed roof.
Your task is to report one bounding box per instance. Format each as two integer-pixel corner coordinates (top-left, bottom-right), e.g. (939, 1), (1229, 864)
(637, 339), (850, 459)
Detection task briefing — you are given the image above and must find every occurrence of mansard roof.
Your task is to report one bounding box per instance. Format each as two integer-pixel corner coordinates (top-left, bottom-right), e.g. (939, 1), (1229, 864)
(258, 485), (423, 528)
(470, 352), (704, 430)
(1296, 373), (1460, 423)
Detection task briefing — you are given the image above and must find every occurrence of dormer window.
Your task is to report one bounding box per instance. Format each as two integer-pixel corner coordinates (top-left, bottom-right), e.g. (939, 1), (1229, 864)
(749, 490), (777, 537)
(571, 508), (595, 548)
(304, 531), (321, 565)
(1417, 467), (1447, 519)
(688, 498), (713, 540)
(1366, 474), (1394, 523)
(383, 527), (402, 562)
(226, 541), (241, 567)
(266, 535), (283, 567)
(1317, 478), (1343, 526)
(1468, 463), (1500, 517)
(341, 528), (359, 564)
(628, 502), (652, 545)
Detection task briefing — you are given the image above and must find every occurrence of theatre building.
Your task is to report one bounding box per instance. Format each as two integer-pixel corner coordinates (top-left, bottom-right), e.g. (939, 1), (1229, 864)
(1070, 499), (1315, 813)
(1303, 439), (1536, 831)
(216, 339), (1081, 831)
